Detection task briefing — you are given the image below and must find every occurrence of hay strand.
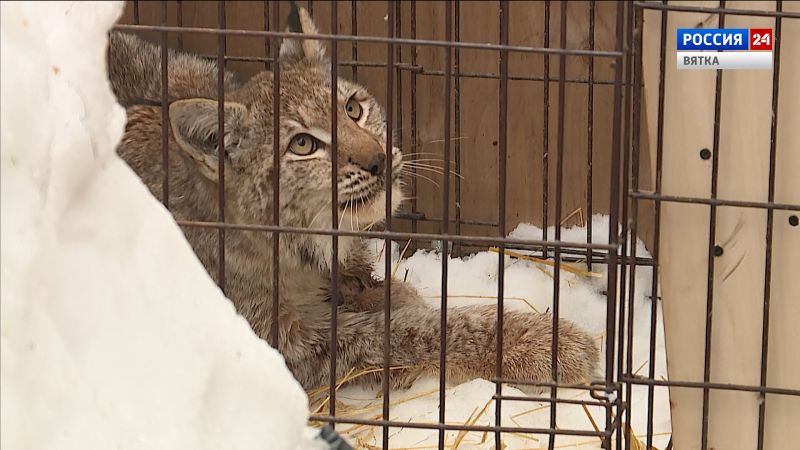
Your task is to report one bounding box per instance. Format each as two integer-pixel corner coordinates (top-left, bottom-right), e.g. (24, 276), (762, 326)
(488, 247), (602, 278)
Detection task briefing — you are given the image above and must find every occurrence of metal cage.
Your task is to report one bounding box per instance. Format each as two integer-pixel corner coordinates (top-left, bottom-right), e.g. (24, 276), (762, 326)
(113, 1), (800, 449)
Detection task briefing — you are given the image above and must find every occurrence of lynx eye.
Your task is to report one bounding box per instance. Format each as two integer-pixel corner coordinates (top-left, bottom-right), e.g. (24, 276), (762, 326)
(288, 133), (319, 156)
(345, 97), (363, 121)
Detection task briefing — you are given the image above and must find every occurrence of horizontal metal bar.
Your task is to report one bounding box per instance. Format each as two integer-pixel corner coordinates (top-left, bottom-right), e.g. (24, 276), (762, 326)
(395, 212), (498, 227)
(175, 219), (619, 250)
(633, 1), (800, 18)
(496, 394), (608, 408)
(504, 245), (657, 267)
(631, 191), (800, 211)
(414, 67), (630, 86)
(621, 376), (800, 396)
(113, 24), (624, 57)
(492, 378), (619, 392)
(307, 415), (611, 438)
(192, 53), (629, 86)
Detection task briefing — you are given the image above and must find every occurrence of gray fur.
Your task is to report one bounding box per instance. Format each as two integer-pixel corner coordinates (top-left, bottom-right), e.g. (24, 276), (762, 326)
(109, 7), (599, 393)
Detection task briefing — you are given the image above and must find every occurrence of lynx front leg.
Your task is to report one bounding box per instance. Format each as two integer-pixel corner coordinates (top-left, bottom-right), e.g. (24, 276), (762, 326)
(360, 304), (599, 391)
(333, 245), (423, 312)
(288, 303), (598, 393)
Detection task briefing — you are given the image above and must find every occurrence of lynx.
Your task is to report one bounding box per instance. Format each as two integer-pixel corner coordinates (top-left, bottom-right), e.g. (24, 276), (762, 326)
(109, 4), (599, 392)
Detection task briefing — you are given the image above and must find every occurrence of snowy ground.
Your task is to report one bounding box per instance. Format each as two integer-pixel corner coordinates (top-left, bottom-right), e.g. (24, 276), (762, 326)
(0, 2), (323, 449)
(325, 217), (671, 449)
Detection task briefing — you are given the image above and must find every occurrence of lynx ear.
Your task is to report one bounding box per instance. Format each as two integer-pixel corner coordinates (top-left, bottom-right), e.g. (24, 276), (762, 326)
(279, 1), (327, 65)
(169, 98), (248, 182)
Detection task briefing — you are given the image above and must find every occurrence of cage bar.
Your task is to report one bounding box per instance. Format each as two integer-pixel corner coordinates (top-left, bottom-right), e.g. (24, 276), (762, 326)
(216, 0), (226, 293)
(495, 1), (509, 448)
(269, 0), (281, 348)
(437, 2), (452, 449)
(328, 0), (340, 425)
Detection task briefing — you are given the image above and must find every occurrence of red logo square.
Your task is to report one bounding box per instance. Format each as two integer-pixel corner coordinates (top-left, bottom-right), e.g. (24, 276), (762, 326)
(750, 28), (773, 50)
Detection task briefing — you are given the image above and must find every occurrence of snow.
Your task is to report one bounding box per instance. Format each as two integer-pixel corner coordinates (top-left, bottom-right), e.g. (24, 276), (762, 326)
(0, 2), (321, 450)
(331, 217), (671, 449)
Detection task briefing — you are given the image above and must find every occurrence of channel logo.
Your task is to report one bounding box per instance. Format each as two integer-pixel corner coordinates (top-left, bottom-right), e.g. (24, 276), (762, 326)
(676, 28), (773, 70)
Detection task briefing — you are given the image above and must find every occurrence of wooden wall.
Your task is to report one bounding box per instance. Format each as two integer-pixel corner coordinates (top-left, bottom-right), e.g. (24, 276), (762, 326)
(117, 0), (655, 252)
(642, 1), (799, 449)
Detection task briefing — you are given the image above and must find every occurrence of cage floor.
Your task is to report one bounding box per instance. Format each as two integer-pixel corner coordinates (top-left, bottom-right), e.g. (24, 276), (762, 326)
(311, 216), (671, 450)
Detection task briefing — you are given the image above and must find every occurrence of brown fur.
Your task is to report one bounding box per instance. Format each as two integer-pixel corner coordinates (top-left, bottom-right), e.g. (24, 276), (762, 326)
(109, 5), (599, 393)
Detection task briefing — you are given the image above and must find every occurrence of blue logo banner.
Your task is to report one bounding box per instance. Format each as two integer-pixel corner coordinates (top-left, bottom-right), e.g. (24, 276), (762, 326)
(677, 28), (749, 51)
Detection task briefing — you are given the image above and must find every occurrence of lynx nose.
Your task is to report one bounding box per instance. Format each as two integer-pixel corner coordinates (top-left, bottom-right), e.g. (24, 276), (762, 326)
(367, 153), (385, 176)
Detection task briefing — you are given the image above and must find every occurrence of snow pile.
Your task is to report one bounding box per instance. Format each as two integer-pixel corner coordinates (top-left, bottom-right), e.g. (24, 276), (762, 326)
(0, 2), (318, 449)
(333, 217), (670, 449)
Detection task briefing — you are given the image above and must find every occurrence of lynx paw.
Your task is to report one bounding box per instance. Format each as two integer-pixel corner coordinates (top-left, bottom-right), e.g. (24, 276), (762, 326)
(502, 312), (599, 394)
(342, 280), (422, 312)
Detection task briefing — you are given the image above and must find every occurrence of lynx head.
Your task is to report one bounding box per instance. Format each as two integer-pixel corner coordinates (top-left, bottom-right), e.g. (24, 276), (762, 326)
(167, 3), (404, 268)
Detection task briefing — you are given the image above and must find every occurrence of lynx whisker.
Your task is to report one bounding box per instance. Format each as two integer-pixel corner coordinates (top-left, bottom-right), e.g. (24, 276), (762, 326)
(339, 199), (350, 230)
(399, 169), (441, 188)
(308, 200), (333, 229)
(405, 135), (469, 150)
(403, 162), (464, 180)
(401, 152), (445, 159)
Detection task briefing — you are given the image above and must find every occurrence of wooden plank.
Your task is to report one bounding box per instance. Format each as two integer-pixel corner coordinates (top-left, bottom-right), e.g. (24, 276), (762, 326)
(763, 1), (800, 447)
(642, 3), (718, 447)
(642, 1), (799, 448)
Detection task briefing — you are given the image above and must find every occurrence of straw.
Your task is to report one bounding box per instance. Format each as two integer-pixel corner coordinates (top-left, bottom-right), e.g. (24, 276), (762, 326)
(488, 247), (603, 278)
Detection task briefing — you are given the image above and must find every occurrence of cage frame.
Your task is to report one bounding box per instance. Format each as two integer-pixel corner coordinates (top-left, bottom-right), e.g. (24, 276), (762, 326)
(113, 1), (800, 449)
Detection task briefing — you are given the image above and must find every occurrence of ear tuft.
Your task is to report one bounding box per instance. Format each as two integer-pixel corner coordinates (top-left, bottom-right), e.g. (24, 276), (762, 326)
(279, 2), (327, 65)
(169, 98), (248, 181)
(287, 1), (302, 34)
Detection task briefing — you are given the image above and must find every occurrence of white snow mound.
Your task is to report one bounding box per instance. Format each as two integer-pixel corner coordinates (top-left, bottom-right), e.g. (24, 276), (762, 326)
(0, 2), (314, 449)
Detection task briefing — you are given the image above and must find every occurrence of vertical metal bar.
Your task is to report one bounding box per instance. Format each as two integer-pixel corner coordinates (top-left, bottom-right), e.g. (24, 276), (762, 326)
(264, 1), (270, 70)
(701, 3), (726, 448)
(270, 0), (281, 348)
(306, 0), (313, 15)
(133, 0), (140, 24)
(757, 2), (783, 448)
(438, 5), (453, 449)
(351, 0), (358, 82)
(625, 4), (646, 449)
(617, 0), (634, 384)
(586, 0), (595, 271)
(216, 0), (227, 293)
(329, 1), (340, 426)
(176, 0), (183, 49)
(160, 1), (170, 209)
(617, 3), (635, 448)
(495, 2), (509, 448)
(622, 14), (636, 450)
(604, 1), (626, 448)
(542, 1), (550, 255)
(645, 4), (669, 448)
(409, 2), (418, 253)
(453, 1), (462, 256)
(395, 0), (403, 223)
(548, 2), (568, 449)
(383, 2), (396, 448)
